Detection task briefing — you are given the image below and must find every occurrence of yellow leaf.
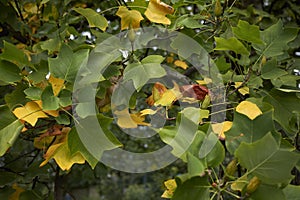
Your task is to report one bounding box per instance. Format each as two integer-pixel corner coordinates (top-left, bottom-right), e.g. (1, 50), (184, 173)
(13, 101), (48, 126)
(131, 113), (150, 126)
(161, 179), (177, 198)
(154, 89), (177, 106)
(145, 0), (174, 25)
(40, 128), (85, 171)
(35, 100), (59, 117)
(9, 183), (25, 200)
(174, 60), (189, 69)
(116, 6), (144, 30)
(48, 75), (65, 96)
(114, 109), (138, 128)
(140, 108), (157, 116)
(212, 121), (233, 139)
(236, 101), (262, 120)
(196, 77), (213, 85)
(235, 82), (249, 95)
(231, 175), (248, 191)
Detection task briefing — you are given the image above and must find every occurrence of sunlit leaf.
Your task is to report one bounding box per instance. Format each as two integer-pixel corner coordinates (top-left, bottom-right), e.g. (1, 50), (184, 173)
(140, 108), (157, 116)
(212, 121), (233, 139)
(145, 0), (174, 25)
(214, 37), (249, 55)
(116, 6), (144, 30)
(174, 60), (189, 69)
(161, 179), (177, 198)
(13, 101), (48, 126)
(232, 20), (263, 44)
(234, 82), (249, 95)
(236, 101), (262, 120)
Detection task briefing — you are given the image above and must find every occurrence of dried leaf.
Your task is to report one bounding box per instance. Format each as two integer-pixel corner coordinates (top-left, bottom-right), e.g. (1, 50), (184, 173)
(236, 101), (262, 120)
(116, 6), (144, 30)
(145, 0), (174, 25)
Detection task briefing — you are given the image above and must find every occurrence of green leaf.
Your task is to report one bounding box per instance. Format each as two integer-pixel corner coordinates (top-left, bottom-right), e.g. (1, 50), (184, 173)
(68, 127), (98, 169)
(172, 176), (210, 200)
(5, 84), (27, 109)
(214, 37), (249, 55)
(225, 104), (276, 154)
(235, 133), (299, 184)
(253, 20), (299, 58)
(58, 89), (72, 107)
(123, 56), (166, 90)
(24, 87), (42, 100)
(215, 56), (231, 73)
(0, 41), (31, 68)
(261, 89), (300, 135)
(0, 105), (24, 156)
(19, 190), (43, 200)
(283, 185), (300, 200)
(232, 20), (263, 44)
(27, 60), (48, 84)
(74, 114), (122, 161)
(73, 7), (108, 31)
(174, 15), (206, 29)
(40, 38), (61, 53)
(41, 86), (59, 110)
(250, 184), (286, 200)
(0, 60), (21, 84)
(170, 34), (203, 58)
(49, 44), (89, 83)
(158, 111), (199, 160)
(187, 153), (205, 178)
(201, 138), (225, 167)
(0, 171), (18, 186)
(261, 59), (288, 79)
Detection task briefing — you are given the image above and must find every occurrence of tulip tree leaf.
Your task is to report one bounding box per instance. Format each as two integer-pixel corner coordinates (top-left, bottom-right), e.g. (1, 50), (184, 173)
(73, 7), (108, 31)
(235, 133), (299, 184)
(0, 105), (24, 156)
(232, 20), (263, 44)
(123, 55), (166, 90)
(214, 37), (249, 55)
(253, 20), (299, 58)
(225, 104), (276, 154)
(260, 89), (300, 135)
(49, 44), (89, 83)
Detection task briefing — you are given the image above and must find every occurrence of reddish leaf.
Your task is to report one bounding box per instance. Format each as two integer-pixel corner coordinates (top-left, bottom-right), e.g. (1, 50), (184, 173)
(180, 84), (208, 101)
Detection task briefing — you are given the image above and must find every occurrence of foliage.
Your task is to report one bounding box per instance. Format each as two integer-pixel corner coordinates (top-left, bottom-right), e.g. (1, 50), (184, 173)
(0, 0), (300, 199)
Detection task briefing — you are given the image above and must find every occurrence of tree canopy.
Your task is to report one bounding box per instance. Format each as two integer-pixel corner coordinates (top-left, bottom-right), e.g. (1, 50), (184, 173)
(0, 0), (300, 199)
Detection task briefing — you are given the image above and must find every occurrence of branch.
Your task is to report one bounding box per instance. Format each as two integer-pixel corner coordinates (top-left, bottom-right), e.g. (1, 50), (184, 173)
(226, 66), (252, 97)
